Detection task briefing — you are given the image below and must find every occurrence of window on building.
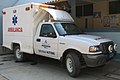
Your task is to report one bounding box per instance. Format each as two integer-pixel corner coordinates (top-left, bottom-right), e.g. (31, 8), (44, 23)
(76, 4), (93, 17)
(109, 1), (120, 14)
(83, 4), (93, 16)
(76, 6), (82, 17)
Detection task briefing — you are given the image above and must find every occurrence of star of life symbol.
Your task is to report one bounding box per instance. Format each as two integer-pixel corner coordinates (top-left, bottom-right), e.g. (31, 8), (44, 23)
(12, 15), (18, 25)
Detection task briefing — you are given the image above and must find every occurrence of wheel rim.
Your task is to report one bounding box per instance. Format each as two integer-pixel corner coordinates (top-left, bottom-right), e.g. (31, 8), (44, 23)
(16, 49), (22, 59)
(66, 58), (73, 73)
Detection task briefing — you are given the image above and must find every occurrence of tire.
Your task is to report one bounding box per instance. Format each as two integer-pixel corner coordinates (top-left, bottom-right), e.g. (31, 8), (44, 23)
(66, 52), (81, 77)
(14, 46), (25, 62)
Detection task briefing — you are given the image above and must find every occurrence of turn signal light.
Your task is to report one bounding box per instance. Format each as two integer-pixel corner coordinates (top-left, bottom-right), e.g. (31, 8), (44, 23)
(2, 11), (6, 15)
(25, 7), (30, 11)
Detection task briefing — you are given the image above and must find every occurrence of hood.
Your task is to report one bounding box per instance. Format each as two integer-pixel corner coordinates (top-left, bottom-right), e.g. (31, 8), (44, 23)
(65, 34), (112, 44)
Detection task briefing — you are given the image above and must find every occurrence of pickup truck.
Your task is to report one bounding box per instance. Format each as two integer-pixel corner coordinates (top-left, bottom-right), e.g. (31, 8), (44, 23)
(2, 3), (117, 77)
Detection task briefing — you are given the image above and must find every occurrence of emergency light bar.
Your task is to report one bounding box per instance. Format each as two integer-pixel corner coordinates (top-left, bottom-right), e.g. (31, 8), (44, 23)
(39, 4), (62, 10)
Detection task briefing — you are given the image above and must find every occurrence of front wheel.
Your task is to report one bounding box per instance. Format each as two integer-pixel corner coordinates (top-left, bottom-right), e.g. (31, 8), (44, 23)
(66, 52), (81, 77)
(14, 46), (25, 62)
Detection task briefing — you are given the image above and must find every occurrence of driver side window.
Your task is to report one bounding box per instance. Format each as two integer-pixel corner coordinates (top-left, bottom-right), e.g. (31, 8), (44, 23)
(40, 24), (56, 38)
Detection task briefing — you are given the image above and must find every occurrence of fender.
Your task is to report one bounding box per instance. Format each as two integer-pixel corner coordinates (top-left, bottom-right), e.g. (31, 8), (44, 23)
(58, 46), (83, 60)
(11, 41), (21, 50)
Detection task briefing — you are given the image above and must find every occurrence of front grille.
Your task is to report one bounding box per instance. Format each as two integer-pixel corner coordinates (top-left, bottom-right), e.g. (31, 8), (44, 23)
(100, 41), (114, 54)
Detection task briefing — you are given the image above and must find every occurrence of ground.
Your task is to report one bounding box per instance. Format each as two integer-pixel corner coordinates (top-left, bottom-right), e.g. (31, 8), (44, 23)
(0, 54), (120, 80)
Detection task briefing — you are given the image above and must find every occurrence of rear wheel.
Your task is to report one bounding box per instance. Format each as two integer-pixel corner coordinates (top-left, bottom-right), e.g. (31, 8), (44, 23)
(14, 46), (25, 62)
(66, 52), (81, 77)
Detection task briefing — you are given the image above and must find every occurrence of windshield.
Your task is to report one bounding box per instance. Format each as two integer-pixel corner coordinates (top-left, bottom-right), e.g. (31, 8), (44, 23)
(54, 23), (84, 36)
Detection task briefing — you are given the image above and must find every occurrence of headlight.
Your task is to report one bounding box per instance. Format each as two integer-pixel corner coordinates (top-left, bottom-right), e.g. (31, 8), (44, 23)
(108, 45), (114, 52)
(114, 44), (117, 51)
(89, 46), (101, 52)
(108, 44), (117, 52)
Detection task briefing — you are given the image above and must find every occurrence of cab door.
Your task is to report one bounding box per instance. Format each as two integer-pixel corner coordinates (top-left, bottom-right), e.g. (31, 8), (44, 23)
(35, 24), (58, 58)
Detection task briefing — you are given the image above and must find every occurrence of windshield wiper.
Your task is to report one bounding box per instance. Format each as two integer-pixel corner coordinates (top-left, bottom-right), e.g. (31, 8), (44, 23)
(62, 32), (85, 36)
(73, 32), (85, 35)
(62, 34), (72, 36)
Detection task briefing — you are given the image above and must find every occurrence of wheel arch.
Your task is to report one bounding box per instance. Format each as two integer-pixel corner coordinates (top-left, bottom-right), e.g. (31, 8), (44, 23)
(11, 42), (21, 51)
(60, 49), (85, 65)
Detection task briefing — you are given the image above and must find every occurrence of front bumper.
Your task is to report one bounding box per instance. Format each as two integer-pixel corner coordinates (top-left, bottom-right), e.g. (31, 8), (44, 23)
(82, 52), (116, 67)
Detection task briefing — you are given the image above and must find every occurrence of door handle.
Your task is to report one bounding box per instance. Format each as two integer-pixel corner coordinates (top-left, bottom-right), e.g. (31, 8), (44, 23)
(36, 39), (41, 42)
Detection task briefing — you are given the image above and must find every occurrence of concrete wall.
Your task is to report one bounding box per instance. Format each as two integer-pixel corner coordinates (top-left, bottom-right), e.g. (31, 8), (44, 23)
(75, 0), (120, 29)
(93, 1), (108, 29)
(75, 16), (94, 30)
(93, 1), (120, 29)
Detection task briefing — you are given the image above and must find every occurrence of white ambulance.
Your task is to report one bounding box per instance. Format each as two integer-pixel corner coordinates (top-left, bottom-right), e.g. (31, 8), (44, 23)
(2, 3), (117, 77)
